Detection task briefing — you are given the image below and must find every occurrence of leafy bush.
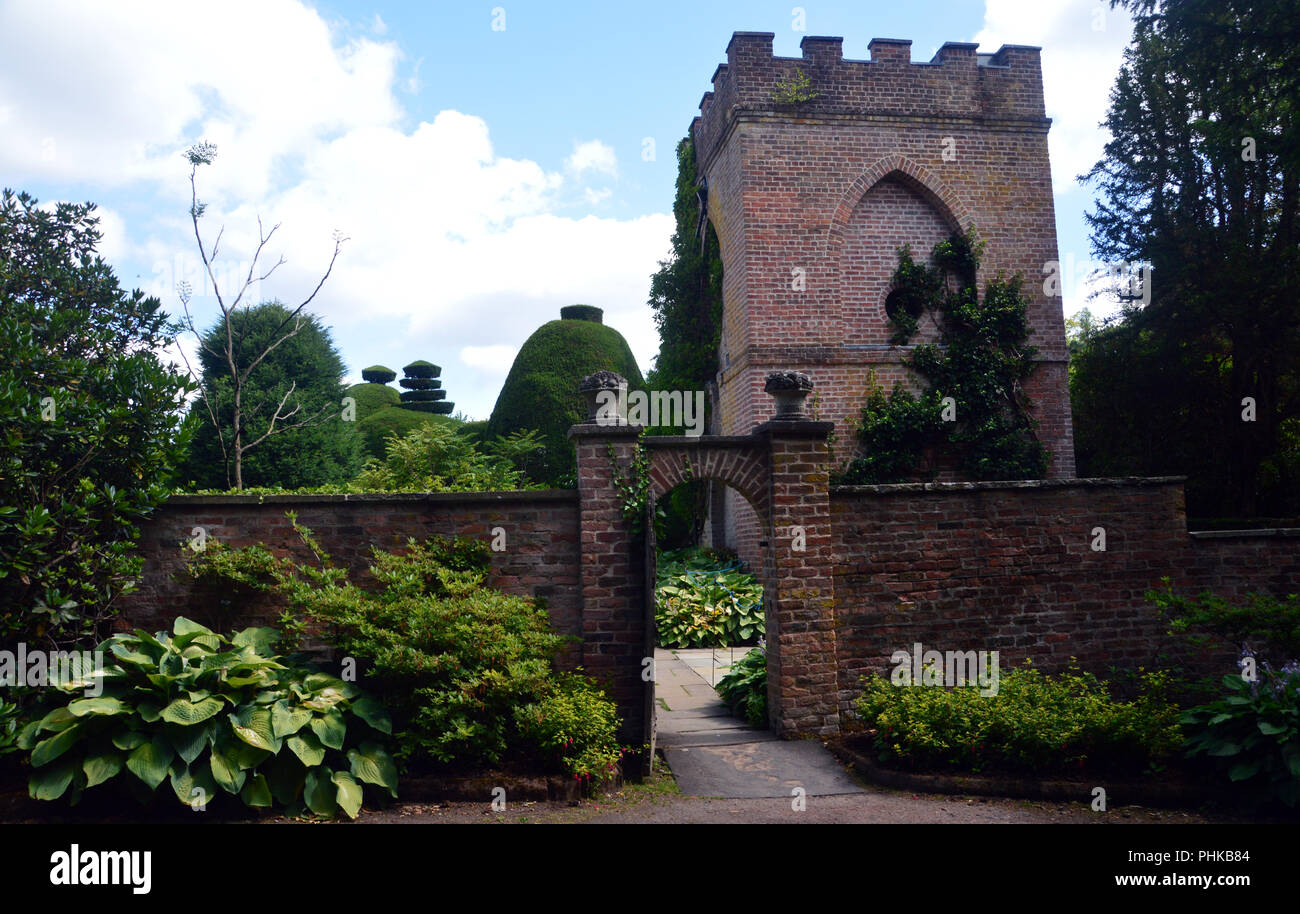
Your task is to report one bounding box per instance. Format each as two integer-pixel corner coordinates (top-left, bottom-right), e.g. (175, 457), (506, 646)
(560, 304), (603, 322)
(0, 190), (192, 649)
(356, 406), (449, 460)
(654, 547), (763, 648)
(1148, 579), (1300, 666)
(855, 663), (1183, 776)
(187, 519), (625, 782)
(1180, 656), (1300, 807)
(354, 422), (538, 492)
(361, 365), (397, 384)
(17, 617), (396, 818)
(402, 360), (441, 379)
(715, 647), (767, 727)
(0, 695), (23, 758)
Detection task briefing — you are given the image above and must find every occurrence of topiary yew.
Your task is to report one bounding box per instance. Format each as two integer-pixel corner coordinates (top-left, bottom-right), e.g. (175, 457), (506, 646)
(361, 365), (397, 384)
(487, 308), (643, 485)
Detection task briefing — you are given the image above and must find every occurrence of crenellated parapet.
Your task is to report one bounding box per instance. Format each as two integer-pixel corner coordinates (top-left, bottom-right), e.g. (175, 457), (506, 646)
(693, 32), (1047, 168)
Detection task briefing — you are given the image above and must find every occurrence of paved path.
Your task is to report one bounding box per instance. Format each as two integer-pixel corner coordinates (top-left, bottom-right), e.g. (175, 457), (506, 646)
(654, 647), (864, 799)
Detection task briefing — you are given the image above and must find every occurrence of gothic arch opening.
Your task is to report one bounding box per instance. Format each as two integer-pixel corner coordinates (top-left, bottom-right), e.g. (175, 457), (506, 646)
(839, 173), (958, 348)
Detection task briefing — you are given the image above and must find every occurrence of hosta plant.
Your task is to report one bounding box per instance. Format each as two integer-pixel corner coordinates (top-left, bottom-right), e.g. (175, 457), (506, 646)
(715, 647), (767, 727)
(654, 547), (763, 648)
(17, 617), (396, 818)
(1181, 655), (1300, 807)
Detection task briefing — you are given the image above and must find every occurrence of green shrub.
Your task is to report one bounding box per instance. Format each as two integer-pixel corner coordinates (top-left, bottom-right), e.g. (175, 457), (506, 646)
(354, 422), (533, 492)
(654, 547), (763, 648)
(514, 673), (623, 784)
(187, 519), (625, 782)
(0, 695), (23, 758)
(17, 617), (396, 818)
(855, 663), (1183, 776)
(715, 648), (767, 727)
(1180, 657), (1300, 807)
(356, 406), (448, 459)
(1148, 579), (1300, 666)
(361, 365), (397, 384)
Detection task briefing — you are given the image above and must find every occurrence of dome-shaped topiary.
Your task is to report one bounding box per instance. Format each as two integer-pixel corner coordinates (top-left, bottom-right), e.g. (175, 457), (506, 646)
(361, 365), (397, 384)
(486, 308), (643, 485)
(356, 406), (450, 459)
(403, 360), (442, 379)
(346, 381), (401, 420)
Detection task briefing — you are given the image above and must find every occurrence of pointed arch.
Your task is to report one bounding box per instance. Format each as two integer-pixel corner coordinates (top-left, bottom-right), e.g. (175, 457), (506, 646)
(825, 155), (972, 249)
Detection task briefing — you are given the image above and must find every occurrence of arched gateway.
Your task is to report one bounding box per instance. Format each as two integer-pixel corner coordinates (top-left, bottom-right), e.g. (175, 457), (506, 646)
(569, 370), (839, 775)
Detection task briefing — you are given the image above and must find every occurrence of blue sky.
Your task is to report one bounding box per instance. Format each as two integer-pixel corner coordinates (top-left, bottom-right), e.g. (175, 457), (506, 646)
(0, 0), (1133, 419)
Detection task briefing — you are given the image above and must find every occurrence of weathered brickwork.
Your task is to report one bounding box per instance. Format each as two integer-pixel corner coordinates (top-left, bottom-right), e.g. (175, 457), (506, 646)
(695, 33), (1077, 561)
(830, 479), (1300, 719)
(119, 491), (583, 650)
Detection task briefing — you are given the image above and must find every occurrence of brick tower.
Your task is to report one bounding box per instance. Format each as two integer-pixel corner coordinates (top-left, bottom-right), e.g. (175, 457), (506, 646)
(692, 33), (1076, 562)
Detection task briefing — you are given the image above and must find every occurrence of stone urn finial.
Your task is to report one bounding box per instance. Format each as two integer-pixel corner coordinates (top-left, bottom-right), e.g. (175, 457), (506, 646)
(578, 370), (627, 424)
(764, 370), (814, 419)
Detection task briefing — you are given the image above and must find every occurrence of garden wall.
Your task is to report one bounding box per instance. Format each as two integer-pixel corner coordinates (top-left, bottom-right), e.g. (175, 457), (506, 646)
(118, 491), (583, 652)
(829, 477), (1300, 719)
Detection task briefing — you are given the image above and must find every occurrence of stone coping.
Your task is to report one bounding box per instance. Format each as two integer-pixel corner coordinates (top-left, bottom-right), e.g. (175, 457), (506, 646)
(830, 475), (1186, 496)
(1188, 528), (1300, 539)
(162, 489), (579, 506)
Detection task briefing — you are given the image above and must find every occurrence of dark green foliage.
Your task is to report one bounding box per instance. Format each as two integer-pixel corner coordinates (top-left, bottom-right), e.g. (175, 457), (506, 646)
(399, 378), (442, 391)
(486, 314), (644, 486)
(654, 547), (762, 648)
(0, 189), (192, 649)
(1148, 579), (1300, 668)
(637, 136), (725, 543)
(361, 365), (397, 384)
(1181, 664), (1300, 807)
(856, 664), (1183, 776)
(17, 617), (397, 818)
(402, 401), (455, 415)
(345, 382), (400, 420)
(1075, 0), (1300, 518)
(353, 422), (536, 491)
(837, 230), (1048, 484)
(560, 304), (603, 323)
(355, 407), (449, 460)
(646, 135), (723, 425)
(402, 361), (441, 379)
(179, 302), (364, 490)
(187, 520), (624, 780)
(715, 648), (767, 727)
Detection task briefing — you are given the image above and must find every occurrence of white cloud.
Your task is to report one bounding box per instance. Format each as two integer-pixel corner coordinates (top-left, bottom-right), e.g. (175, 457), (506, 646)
(0, 1), (672, 421)
(974, 0), (1133, 194)
(565, 139), (619, 178)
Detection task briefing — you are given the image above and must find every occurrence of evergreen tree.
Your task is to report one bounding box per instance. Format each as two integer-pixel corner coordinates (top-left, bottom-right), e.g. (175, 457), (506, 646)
(179, 302), (363, 489)
(1075, 0), (1300, 517)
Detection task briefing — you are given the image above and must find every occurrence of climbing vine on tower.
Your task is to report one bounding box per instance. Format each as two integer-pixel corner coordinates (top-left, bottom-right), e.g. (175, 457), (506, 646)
(836, 229), (1049, 484)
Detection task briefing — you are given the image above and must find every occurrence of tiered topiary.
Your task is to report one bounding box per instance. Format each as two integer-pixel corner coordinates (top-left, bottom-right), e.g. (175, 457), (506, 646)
(398, 360), (454, 415)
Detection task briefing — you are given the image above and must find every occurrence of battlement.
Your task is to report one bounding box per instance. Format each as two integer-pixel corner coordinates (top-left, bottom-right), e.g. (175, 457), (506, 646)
(693, 32), (1047, 167)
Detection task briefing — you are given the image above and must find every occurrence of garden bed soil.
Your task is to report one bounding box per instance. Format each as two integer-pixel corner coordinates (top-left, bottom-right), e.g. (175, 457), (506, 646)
(828, 735), (1234, 810)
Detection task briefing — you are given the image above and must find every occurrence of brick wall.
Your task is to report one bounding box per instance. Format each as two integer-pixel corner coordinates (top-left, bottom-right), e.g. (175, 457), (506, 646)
(119, 491), (582, 649)
(829, 478), (1300, 719)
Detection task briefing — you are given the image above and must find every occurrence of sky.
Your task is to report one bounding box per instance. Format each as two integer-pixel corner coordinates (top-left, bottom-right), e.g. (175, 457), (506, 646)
(0, 0), (1134, 420)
